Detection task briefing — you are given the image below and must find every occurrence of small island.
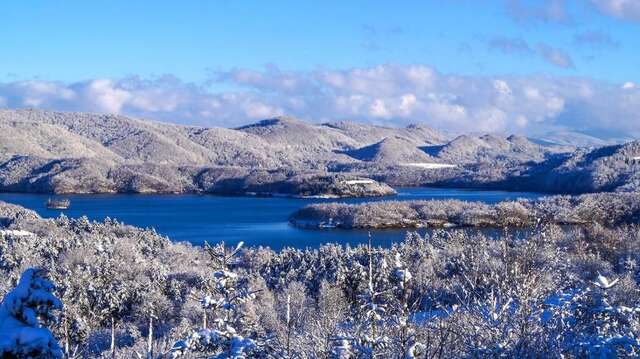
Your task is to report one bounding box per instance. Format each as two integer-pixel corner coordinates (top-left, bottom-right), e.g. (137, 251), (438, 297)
(289, 192), (640, 229)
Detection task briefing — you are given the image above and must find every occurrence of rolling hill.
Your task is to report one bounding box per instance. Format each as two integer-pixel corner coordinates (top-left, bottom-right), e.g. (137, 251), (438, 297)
(0, 108), (638, 195)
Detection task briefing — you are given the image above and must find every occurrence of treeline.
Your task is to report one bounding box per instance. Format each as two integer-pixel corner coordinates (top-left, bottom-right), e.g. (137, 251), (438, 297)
(290, 192), (640, 229)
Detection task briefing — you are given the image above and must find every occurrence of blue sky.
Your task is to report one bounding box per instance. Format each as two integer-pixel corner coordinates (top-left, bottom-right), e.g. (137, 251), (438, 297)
(1, 0), (639, 136)
(2, 1), (637, 82)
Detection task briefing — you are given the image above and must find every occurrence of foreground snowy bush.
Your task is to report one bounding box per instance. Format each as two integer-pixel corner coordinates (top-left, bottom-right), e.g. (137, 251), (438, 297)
(543, 274), (640, 357)
(0, 268), (63, 358)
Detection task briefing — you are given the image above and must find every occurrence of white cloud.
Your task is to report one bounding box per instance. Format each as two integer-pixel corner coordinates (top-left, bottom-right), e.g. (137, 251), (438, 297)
(523, 86), (541, 100)
(515, 115), (528, 127)
(399, 94), (417, 115)
(1, 65), (639, 138)
(591, 0), (640, 21)
(243, 101), (282, 119)
(546, 96), (565, 114)
(0, 81), (77, 108)
(494, 80), (513, 96)
(83, 79), (131, 113)
(369, 99), (391, 118)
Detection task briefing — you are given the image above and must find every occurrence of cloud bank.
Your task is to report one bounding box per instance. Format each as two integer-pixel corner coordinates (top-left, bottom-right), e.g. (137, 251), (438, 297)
(1, 65), (639, 138)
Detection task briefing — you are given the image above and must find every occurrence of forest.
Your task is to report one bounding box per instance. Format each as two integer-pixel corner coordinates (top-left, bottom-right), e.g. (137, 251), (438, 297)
(1, 200), (640, 358)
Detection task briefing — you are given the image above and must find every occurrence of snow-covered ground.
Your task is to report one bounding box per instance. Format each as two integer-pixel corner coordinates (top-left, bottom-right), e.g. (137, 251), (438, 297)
(344, 180), (375, 185)
(400, 162), (456, 169)
(0, 230), (35, 237)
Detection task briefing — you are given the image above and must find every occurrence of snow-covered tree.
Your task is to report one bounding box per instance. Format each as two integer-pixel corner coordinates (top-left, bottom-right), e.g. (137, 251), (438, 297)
(389, 252), (420, 358)
(331, 335), (355, 359)
(170, 242), (266, 358)
(133, 261), (171, 359)
(0, 268), (63, 358)
(82, 241), (142, 359)
(267, 282), (311, 358)
(305, 281), (348, 358)
(350, 235), (390, 358)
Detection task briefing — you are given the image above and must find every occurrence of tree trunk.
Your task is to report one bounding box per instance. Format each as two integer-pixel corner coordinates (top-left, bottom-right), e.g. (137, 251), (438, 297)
(147, 316), (153, 359)
(111, 317), (116, 359)
(203, 310), (208, 329)
(286, 295), (291, 357)
(63, 316), (70, 358)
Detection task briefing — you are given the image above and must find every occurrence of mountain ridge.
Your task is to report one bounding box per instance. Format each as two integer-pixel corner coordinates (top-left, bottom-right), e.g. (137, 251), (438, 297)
(0, 109), (638, 195)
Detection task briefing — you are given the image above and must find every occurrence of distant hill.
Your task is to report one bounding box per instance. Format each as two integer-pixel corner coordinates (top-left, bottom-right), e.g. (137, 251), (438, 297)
(429, 134), (567, 164)
(0, 109), (638, 195)
(424, 139), (640, 193)
(535, 140), (640, 193)
(341, 136), (437, 164)
(322, 121), (446, 146)
(0, 110), (446, 170)
(530, 131), (628, 148)
(0, 109), (441, 195)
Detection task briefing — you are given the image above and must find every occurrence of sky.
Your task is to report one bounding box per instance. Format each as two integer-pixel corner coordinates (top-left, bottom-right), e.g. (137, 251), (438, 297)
(1, 0), (639, 138)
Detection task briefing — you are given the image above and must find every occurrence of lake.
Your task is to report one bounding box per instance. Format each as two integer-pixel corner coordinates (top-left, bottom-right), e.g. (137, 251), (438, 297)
(0, 188), (540, 249)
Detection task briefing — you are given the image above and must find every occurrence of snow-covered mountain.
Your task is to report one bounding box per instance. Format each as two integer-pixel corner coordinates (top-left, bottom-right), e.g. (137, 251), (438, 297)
(1, 109), (639, 195)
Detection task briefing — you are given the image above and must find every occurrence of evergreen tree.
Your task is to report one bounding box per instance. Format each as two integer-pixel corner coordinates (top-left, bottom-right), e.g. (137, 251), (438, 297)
(170, 242), (266, 358)
(0, 268), (63, 358)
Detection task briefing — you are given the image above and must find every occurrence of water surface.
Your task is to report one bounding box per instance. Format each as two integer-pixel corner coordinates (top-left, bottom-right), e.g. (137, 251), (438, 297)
(0, 188), (540, 249)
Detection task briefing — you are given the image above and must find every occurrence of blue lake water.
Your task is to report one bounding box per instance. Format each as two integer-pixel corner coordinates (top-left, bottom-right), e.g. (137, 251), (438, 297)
(0, 188), (540, 249)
